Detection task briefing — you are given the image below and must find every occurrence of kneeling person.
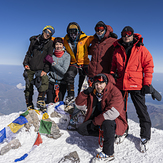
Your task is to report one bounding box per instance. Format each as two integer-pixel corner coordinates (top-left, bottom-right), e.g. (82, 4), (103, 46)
(75, 73), (128, 162)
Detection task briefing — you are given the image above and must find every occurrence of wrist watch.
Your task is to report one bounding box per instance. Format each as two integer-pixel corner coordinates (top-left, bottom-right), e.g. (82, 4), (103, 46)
(52, 62), (56, 66)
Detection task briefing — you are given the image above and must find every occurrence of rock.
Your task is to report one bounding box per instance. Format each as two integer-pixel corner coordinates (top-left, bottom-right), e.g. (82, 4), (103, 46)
(43, 118), (62, 139)
(0, 139), (21, 155)
(58, 151), (80, 163)
(24, 110), (40, 132)
(50, 111), (61, 118)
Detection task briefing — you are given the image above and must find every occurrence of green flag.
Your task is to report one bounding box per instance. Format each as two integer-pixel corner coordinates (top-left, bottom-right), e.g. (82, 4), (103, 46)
(39, 120), (52, 134)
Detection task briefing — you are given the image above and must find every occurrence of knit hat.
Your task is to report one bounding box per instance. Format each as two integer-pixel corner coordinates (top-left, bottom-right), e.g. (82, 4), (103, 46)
(53, 37), (64, 46)
(95, 21), (107, 31)
(93, 73), (108, 84)
(121, 26), (134, 36)
(43, 25), (55, 36)
(69, 24), (78, 30)
(67, 22), (81, 34)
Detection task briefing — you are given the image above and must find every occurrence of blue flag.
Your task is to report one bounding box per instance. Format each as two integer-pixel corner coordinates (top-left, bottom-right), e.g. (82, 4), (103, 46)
(0, 128), (6, 143)
(12, 116), (28, 125)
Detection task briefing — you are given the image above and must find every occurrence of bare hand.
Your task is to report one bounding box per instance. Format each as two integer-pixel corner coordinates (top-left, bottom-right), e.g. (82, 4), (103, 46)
(41, 71), (47, 76)
(25, 65), (30, 70)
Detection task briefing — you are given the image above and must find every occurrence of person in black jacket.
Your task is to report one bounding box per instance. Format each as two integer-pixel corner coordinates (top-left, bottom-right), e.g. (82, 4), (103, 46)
(23, 25), (55, 112)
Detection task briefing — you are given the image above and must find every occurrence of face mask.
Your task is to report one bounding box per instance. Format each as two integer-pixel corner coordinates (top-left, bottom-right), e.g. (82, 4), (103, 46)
(70, 33), (78, 40)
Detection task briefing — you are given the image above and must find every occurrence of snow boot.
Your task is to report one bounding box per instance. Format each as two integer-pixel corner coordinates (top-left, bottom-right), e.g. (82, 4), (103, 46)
(25, 96), (34, 110)
(140, 138), (149, 153)
(65, 83), (75, 105)
(37, 92), (47, 112)
(115, 130), (128, 144)
(91, 152), (114, 163)
(65, 96), (75, 105)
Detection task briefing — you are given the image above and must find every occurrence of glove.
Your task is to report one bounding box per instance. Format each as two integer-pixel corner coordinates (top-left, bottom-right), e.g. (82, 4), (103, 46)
(83, 86), (94, 95)
(45, 55), (54, 64)
(88, 121), (97, 131)
(151, 86), (162, 101)
(141, 85), (153, 95)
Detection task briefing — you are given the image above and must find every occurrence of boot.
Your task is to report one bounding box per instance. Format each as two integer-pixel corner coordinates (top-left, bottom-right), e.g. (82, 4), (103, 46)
(37, 92), (47, 112)
(25, 96), (34, 110)
(65, 84), (75, 105)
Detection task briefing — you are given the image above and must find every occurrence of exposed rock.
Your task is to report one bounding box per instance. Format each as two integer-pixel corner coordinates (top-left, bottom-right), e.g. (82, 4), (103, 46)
(0, 139), (21, 155)
(50, 111), (61, 118)
(58, 151), (80, 163)
(43, 118), (62, 139)
(24, 110), (40, 132)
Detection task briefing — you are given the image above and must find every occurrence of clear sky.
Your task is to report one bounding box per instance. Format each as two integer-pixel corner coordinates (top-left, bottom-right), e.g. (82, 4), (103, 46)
(0, 0), (163, 73)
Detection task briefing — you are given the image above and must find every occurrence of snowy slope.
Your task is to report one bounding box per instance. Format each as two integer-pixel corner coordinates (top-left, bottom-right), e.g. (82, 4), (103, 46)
(0, 110), (163, 163)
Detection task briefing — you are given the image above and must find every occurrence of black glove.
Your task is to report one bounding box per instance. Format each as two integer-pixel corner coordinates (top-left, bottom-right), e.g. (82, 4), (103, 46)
(151, 86), (162, 101)
(88, 121), (97, 131)
(83, 85), (94, 95)
(141, 85), (153, 95)
(23, 70), (30, 89)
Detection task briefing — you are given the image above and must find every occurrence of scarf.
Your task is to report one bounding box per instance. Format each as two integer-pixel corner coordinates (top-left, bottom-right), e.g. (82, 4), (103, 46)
(54, 50), (64, 58)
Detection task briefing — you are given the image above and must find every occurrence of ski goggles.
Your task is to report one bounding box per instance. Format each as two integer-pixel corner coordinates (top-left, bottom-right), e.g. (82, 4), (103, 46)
(44, 29), (52, 36)
(121, 31), (133, 37)
(68, 29), (78, 34)
(93, 75), (105, 83)
(95, 26), (105, 32)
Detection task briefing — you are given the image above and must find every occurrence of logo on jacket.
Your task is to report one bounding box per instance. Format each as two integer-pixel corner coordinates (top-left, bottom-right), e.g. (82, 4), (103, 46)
(130, 85), (137, 87)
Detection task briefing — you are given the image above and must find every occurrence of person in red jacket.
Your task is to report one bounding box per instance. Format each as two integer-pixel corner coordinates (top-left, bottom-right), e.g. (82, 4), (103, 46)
(110, 26), (154, 153)
(75, 73), (128, 162)
(88, 21), (117, 84)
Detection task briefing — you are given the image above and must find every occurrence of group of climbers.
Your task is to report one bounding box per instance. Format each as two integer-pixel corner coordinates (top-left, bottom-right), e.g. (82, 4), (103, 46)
(23, 21), (161, 162)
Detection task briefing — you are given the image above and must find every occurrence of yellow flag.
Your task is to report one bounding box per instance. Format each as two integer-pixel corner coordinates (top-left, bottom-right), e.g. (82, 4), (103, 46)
(8, 123), (24, 133)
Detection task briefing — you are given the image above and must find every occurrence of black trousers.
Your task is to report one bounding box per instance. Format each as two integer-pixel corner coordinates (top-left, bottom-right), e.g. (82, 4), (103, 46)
(77, 120), (115, 156)
(122, 90), (151, 140)
(65, 65), (88, 96)
(46, 82), (67, 103)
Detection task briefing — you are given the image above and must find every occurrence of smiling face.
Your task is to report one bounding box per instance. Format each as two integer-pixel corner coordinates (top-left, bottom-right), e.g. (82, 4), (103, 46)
(94, 82), (106, 94)
(43, 29), (52, 39)
(55, 42), (63, 51)
(122, 34), (134, 43)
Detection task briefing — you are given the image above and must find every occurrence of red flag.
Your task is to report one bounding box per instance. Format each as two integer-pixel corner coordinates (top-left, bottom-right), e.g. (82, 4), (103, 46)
(33, 133), (42, 146)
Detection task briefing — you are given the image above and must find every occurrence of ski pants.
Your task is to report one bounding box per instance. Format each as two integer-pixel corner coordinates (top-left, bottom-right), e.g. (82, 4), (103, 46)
(64, 64), (88, 96)
(77, 120), (115, 156)
(24, 69), (49, 97)
(46, 82), (67, 103)
(122, 90), (151, 140)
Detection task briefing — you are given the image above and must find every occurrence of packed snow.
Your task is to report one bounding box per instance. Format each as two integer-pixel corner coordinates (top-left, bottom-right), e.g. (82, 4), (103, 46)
(0, 105), (163, 163)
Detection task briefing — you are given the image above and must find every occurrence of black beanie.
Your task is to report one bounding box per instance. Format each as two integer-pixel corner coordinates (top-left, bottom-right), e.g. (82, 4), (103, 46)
(53, 37), (63, 46)
(95, 21), (107, 31)
(121, 26), (134, 36)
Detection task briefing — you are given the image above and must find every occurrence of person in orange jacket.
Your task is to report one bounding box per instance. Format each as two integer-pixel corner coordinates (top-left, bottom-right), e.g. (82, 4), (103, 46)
(110, 26), (154, 153)
(63, 22), (94, 104)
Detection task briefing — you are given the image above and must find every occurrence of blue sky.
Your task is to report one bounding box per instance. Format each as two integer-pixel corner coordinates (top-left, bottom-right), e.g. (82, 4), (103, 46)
(0, 0), (163, 73)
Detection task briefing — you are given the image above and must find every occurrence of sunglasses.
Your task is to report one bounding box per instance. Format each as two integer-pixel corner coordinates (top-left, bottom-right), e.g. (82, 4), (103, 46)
(44, 29), (52, 36)
(122, 31), (133, 37)
(95, 26), (105, 32)
(68, 29), (78, 34)
(93, 76), (105, 82)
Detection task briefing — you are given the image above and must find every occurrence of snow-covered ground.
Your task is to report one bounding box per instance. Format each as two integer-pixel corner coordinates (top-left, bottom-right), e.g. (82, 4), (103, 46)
(0, 107), (163, 163)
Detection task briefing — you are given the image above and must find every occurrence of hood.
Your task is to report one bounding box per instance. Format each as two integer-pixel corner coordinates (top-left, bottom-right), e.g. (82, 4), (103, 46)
(94, 25), (114, 40)
(104, 73), (116, 85)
